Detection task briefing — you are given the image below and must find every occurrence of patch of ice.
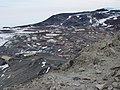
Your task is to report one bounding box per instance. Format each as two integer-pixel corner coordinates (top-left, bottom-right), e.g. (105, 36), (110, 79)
(41, 62), (46, 67)
(0, 64), (9, 70)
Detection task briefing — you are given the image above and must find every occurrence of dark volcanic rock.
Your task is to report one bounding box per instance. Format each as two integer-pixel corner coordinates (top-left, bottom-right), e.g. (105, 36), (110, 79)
(0, 59), (6, 66)
(0, 53), (67, 90)
(13, 8), (120, 31)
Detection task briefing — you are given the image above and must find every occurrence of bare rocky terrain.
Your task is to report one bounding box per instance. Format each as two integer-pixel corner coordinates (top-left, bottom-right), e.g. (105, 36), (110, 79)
(3, 31), (120, 90)
(0, 8), (120, 90)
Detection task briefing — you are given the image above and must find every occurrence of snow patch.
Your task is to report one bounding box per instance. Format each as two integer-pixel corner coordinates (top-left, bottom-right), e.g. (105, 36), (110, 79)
(93, 15), (120, 27)
(1, 74), (5, 77)
(0, 33), (15, 46)
(7, 75), (11, 78)
(67, 16), (72, 20)
(0, 64), (9, 70)
(41, 62), (46, 67)
(46, 67), (50, 73)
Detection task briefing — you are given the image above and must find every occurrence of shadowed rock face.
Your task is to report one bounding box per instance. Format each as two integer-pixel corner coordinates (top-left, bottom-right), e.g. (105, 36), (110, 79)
(0, 53), (67, 89)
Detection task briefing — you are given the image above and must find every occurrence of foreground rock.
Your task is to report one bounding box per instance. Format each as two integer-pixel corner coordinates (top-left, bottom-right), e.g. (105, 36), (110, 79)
(5, 32), (120, 90)
(0, 53), (67, 90)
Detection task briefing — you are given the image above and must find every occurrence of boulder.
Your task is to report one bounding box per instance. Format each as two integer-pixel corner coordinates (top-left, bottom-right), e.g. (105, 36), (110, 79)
(0, 58), (6, 66)
(0, 55), (12, 63)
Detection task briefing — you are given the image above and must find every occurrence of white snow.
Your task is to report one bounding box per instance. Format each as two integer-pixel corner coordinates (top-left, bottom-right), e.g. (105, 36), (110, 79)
(106, 8), (120, 11)
(67, 16), (72, 20)
(15, 29), (35, 34)
(47, 39), (56, 43)
(113, 17), (118, 20)
(42, 46), (47, 49)
(93, 15), (119, 27)
(107, 25), (113, 28)
(46, 67), (50, 73)
(1, 74), (5, 77)
(58, 49), (62, 52)
(41, 62), (46, 67)
(99, 18), (107, 24)
(0, 33), (15, 46)
(60, 23), (63, 26)
(7, 75), (11, 78)
(76, 15), (79, 18)
(60, 15), (72, 26)
(0, 39), (8, 46)
(0, 64), (9, 70)
(90, 19), (92, 24)
(99, 18), (107, 26)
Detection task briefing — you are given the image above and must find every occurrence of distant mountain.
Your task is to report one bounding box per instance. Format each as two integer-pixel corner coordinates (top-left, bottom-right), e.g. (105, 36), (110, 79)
(14, 8), (120, 31)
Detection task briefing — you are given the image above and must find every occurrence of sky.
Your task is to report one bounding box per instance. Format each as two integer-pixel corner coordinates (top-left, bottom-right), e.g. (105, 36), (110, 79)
(0, 0), (120, 28)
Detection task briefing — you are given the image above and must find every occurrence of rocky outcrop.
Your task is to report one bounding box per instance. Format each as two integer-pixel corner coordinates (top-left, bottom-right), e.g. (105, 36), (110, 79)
(0, 53), (68, 90)
(1, 8), (120, 90)
(14, 8), (120, 31)
(5, 32), (120, 90)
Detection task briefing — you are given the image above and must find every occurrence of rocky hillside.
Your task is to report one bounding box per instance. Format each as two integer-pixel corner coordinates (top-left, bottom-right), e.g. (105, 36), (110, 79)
(13, 8), (120, 31)
(4, 31), (120, 90)
(0, 8), (120, 90)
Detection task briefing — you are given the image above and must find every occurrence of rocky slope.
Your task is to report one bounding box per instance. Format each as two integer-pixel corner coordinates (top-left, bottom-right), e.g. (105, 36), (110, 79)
(0, 8), (120, 90)
(13, 8), (120, 31)
(4, 31), (120, 90)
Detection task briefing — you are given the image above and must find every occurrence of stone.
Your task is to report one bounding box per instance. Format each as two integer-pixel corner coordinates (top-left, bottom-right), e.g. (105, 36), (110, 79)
(95, 84), (105, 90)
(82, 77), (91, 80)
(95, 69), (102, 74)
(23, 52), (36, 57)
(73, 77), (81, 80)
(50, 86), (56, 90)
(110, 65), (120, 70)
(60, 60), (74, 70)
(0, 59), (6, 66)
(79, 67), (85, 72)
(0, 55), (12, 63)
(98, 42), (106, 50)
(0, 53), (68, 90)
(112, 82), (120, 88)
(115, 70), (120, 77)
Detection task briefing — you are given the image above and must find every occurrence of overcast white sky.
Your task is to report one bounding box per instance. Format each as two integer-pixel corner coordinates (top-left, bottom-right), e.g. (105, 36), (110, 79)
(0, 0), (120, 27)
